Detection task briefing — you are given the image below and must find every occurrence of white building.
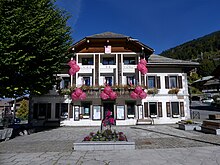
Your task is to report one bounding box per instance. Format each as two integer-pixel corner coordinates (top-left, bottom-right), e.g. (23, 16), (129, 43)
(29, 32), (199, 126)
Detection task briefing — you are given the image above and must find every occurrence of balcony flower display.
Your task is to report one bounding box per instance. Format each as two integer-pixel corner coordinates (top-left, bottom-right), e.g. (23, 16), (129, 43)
(68, 60), (80, 75)
(168, 88), (180, 94)
(71, 88), (86, 100)
(130, 86), (147, 99)
(100, 86), (117, 100)
(137, 59), (148, 75)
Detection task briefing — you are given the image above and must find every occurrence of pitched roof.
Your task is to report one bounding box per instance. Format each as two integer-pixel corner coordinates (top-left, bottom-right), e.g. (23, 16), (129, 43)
(86, 32), (129, 39)
(148, 54), (199, 66)
(71, 31), (154, 53)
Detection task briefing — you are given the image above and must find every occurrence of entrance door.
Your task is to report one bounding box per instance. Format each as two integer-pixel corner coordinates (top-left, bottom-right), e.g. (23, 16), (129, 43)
(103, 102), (114, 118)
(138, 105), (143, 119)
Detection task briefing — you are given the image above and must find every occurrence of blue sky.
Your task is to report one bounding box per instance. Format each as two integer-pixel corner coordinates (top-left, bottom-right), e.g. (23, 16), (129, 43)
(56, 0), (220, 54)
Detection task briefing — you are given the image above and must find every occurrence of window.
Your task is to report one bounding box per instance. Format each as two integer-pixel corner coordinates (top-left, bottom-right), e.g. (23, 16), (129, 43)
(82, 58), (93, 65)
(171, 102), (179, 116)
(81, 102), (91, 117)
(127, 102), (135, 118)
(144, 102), (162, 117)
(146, 76), (161, 89)
(63, 77), (70, 88)
(123, 57), (136, 65)
(165, 76), (183, 89)
(33, 103), (51, 119)
(166, 102), (182, 118)
(149, 102), (157, 116)
(83, 77), (90, 86)
(105, 77), (113, 86)
(55, 103), (68, 119)
(103, 57), (115, 65)
(127, 76), (135, 86)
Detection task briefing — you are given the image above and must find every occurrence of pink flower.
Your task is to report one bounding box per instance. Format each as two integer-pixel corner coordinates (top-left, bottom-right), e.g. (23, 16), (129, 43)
(139, 91), (147, 99)
(72, 64), (80, 72)
(130, 91), (139, 99)
(109, 91), (117, 100)
(79, 92), (86, 100)
(106, 110), (111, 117)
(71, 92), (78, 100)
(109, 118), (115, 125)
(140, 66), (148, 75)
(75, 88), (83, 97)
(68, 60), (76, 68)
(104, 86), (112, 95)
(69, 68), (76, 75)
(100, 91), (109, 100)
(137, 63), (145, 71)
(135, 86), (143, 95)
(140, 59), (147, 66)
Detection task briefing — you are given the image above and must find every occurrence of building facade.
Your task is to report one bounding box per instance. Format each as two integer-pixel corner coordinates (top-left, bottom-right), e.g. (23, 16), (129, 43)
(29, 32), (199, 126)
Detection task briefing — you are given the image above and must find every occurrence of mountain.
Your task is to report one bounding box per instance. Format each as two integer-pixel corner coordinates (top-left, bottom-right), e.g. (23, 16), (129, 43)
(160, 31), (220, 76)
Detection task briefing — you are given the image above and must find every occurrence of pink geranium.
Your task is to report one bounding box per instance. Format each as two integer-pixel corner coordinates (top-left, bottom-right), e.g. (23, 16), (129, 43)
(71, 92), (78, 100)
(140, 59), (147, 66)
(68, 60), (76, 67)
(130, 91), (139, 99)
(75, 88), (83, 97)
(139, 91), (147, 99)
(100, 91), (109, 100)
(109, 91), (117, 100)
(79, 92), (86, 100)
(134, 86), (143, 94)
(69, 68), (76, 75)
(104, 86), (112, 95)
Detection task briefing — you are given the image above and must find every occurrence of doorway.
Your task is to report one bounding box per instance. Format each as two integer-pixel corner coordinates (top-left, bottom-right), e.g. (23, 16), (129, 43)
(103, 102), (114, 118)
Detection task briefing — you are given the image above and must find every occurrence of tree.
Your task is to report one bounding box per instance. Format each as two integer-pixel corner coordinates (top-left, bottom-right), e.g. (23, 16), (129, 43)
(16, 99), (29, 120)
(0, 0), (72, 98)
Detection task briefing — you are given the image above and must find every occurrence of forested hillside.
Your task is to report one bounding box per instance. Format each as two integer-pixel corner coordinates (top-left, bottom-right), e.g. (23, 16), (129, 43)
(160, 31), (220, 76)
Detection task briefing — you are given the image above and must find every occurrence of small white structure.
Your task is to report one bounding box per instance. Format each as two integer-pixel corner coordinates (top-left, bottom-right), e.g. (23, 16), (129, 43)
(30, 32), (199, 126)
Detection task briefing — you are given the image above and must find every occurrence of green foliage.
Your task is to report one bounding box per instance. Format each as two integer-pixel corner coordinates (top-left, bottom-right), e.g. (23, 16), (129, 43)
(16, 99), (29, 120)
(188, 72), (201, 84)
(0, 0), (73, 98)
(160, 31), (220, 77)
(190, 86), (202, 94)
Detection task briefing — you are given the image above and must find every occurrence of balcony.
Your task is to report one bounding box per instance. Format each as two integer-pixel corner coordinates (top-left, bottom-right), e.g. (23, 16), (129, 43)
(123, 65), (136, 73)
(59, 85), (146, 99)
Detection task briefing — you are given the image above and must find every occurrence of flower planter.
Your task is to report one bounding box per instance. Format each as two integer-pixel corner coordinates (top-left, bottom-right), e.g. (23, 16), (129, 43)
(178, 123), (201, 131)
(73, 140), (135, 151)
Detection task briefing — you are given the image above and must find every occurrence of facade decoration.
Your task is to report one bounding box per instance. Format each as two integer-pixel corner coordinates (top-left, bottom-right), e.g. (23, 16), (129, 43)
(130, 86), (147, 99)
(100, 86), (117, 100)
(71, 88), (86, 101)
(137, 59), (148, 75)
(68, 60), (80, 75)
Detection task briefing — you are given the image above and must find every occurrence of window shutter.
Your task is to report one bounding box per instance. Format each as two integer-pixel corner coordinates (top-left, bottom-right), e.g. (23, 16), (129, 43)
(158, 102), (162, 117)
(144, 102), (149, 117)
(180, 102), (184, 117)
(165, 76), (169, 89)
(146, 76), (148, 89)
(156, 76), (161, 89)
(178, 76), (183, 88)
(166, 102), (171, 117)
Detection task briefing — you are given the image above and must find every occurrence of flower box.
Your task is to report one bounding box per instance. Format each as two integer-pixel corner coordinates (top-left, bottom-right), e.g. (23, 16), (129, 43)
(179, 123), (201, 131)
(73, 140), (135, 151)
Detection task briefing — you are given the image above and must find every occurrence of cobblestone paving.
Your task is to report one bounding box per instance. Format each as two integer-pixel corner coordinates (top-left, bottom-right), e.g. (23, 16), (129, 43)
(1, 125), (220, 164)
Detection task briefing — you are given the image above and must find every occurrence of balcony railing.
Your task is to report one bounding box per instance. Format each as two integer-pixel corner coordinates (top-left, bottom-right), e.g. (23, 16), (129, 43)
(59, 85), (146, 99)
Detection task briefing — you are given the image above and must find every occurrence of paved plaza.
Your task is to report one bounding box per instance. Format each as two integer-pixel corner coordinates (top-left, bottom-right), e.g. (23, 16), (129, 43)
(0, 125), (220, 164)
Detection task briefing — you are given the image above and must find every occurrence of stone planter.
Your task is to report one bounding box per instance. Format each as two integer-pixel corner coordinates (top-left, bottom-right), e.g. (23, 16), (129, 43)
(73, 140), (135, 151)
(178, 123), (201, 131)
